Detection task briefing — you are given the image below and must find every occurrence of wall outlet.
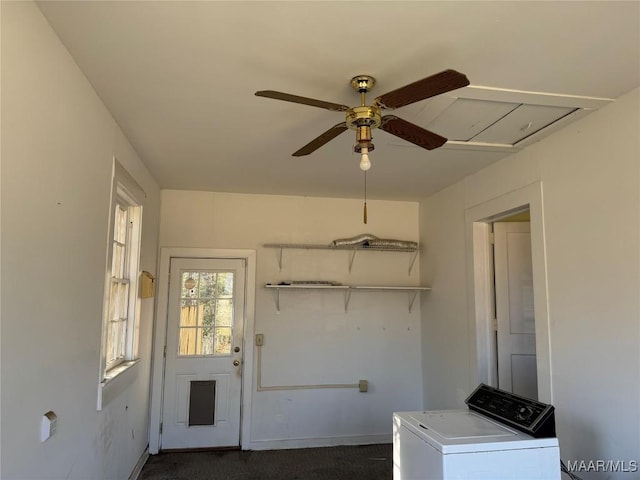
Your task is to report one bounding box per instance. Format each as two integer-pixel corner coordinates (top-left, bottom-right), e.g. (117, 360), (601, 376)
(255, 333), (264, 346)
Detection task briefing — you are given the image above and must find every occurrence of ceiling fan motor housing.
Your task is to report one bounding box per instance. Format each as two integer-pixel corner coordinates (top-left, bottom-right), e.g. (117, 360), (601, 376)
(346, 106), (382, 130)
(347, 105), (380, 153)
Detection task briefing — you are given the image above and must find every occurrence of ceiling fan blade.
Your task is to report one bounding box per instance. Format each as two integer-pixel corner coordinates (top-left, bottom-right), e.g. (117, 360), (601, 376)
(292, 122), (349, 156)
(255, 90), (349, 112)
(373, 69), (470, 110)
(380, 115), (447, 150)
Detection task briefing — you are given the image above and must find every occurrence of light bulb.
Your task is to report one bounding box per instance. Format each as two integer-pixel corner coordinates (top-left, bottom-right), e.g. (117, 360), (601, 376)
(359, 148), (371, 171)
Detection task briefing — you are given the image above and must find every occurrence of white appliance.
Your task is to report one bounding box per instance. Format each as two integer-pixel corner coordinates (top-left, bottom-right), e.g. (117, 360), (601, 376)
(393, 385), (560, 480)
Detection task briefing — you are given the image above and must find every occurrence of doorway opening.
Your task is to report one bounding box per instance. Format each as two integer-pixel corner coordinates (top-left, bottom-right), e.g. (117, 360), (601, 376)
(464, 182), (552, 403)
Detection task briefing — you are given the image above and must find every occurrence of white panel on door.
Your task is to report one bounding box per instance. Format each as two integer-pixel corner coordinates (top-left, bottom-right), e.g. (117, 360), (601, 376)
(175, 374), (197, 425)
(210, 373), (230, 424)
(511, 354), (538, 400)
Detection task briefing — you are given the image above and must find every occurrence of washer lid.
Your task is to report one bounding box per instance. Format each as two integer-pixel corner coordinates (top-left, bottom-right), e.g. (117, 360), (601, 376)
(395, 410), (558, 454)
(414, 410), (514, 439)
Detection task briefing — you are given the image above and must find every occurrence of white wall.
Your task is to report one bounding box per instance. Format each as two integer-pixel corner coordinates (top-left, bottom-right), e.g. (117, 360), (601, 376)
(419, 87), (639, 476)
(1, 2), (160, 478)
(159, 191), (423, 449)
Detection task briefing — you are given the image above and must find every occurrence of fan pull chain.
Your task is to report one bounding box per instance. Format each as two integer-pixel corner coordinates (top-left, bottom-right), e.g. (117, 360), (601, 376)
(363, 171), (368, 224)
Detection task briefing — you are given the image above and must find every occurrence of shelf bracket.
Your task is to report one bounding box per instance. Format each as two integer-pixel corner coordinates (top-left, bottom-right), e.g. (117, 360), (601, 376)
(344, 289), (352, 312)
(276, 248), (283, 271)
(408, 291), (418, 313)
(408, 250), (418, 276)
(272, 288), (281, 312)
(348, 250), (357, 273)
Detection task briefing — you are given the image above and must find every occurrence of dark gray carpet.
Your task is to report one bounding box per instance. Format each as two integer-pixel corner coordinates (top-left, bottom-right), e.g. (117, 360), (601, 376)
(139, 444), (392, 480)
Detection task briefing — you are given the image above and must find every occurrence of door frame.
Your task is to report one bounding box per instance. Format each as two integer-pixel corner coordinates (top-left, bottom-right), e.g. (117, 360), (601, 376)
(149, 248), (256, 454)
(464, 182), (553, 403)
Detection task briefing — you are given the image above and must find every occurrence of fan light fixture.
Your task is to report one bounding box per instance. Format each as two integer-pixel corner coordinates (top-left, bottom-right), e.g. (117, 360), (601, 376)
(354, 118), (375, 170)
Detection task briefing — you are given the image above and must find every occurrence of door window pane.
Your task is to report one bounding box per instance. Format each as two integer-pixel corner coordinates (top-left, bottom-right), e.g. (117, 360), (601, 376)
(179, 327), (197, 356)
(178, 271), (234, 357)
(200, 327), (214, 355)
(215, 299), (233, 326)
(214, 327), (232, 355)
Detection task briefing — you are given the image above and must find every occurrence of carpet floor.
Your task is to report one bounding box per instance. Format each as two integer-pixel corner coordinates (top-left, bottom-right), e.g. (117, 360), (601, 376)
(139, 444), (393, 480)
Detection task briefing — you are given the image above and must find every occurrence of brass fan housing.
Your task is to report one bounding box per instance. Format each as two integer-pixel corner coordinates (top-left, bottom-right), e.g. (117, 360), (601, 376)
(345, 106), (382, 130)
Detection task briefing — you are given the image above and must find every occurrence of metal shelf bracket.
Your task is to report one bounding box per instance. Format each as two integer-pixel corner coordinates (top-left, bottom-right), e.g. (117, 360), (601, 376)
(272, 288), (281, 312)
(408, 290), (418, 313)
(408, 250), (418, 276)
(348, 250), (357, 273)
(344, 289), (352, 312)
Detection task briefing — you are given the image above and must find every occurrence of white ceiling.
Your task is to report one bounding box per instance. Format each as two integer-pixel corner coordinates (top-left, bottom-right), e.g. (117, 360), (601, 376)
(37, 1), (639, 201)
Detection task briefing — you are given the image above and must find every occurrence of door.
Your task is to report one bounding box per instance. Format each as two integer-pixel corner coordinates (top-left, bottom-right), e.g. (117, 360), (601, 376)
(161, 257), (245, 450)
(494, 222), (538, 400)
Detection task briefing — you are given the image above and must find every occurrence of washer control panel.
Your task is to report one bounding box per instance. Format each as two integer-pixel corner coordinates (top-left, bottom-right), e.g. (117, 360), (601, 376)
(465, 384), (556, 438)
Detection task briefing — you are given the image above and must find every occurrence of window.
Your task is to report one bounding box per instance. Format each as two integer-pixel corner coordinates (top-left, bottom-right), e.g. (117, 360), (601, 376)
(99, 160), (144, 388)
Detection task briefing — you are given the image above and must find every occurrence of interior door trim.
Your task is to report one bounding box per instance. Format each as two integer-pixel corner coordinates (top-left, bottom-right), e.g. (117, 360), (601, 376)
(149, 248), (257, 454)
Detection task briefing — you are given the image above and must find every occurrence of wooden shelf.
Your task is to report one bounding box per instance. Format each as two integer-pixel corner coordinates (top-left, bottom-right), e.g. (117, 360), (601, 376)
(265, 284), (431, 312)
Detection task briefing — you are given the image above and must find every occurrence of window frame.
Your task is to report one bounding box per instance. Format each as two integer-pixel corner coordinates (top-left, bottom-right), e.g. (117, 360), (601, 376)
(97, 159), (145, 410)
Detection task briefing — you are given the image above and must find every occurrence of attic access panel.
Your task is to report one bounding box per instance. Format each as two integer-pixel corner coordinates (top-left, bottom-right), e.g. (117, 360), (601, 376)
(427, 98), (577, 146)
(425, 98), (519, 142)
(472, 103), (577, 144)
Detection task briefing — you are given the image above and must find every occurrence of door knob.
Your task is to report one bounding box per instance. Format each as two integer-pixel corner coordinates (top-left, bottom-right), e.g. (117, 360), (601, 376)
(233, 359), (240, 366)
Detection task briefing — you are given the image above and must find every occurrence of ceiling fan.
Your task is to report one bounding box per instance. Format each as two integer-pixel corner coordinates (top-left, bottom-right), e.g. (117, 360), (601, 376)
(255, 69), (470, 170)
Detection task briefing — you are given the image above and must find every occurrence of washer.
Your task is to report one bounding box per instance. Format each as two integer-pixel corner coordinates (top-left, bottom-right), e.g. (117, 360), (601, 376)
(393, 385), (560, 480)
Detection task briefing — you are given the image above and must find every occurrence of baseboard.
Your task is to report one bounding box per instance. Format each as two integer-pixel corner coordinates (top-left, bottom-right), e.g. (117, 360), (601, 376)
(244, 433), (391, 451)
(128, 447), (150, 480)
